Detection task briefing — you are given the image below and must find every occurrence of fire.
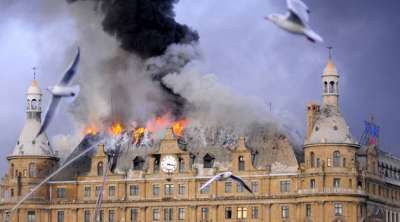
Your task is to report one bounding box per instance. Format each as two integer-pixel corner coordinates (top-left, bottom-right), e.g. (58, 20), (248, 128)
(110, 122), (124, 136)
(146, 113), (172, 132)
(172, 119), (188, 136)
(133, 127), (145, 144)
(84, 124), (99, 136)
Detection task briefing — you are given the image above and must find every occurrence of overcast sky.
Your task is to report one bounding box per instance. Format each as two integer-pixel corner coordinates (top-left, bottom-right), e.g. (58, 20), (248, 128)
(0, 0), (399, 171)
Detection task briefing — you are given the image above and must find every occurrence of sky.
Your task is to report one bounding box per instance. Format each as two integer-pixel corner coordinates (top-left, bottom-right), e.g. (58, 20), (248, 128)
(0, 0), (399, 172)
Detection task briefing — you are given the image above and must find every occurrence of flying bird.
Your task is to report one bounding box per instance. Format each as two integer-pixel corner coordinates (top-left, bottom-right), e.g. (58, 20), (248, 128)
(36, 48), (81, 138)
(200, 172), (253, 193)
(265, 0), (323, 43)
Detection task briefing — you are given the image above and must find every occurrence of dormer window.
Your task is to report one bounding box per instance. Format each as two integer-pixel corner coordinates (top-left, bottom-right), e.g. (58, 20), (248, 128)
(203, 154), (215, 169)
(238, 156), (245, 171)
(133, 156), (145, 170)
(97, 162), (104, 176)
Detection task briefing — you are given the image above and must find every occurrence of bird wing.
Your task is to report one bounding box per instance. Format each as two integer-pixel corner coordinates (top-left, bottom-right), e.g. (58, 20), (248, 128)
(231, 174), (253, 193)
(59, 47), (80, 86)
(36, 96), (61, 137)
(287, 0), (310, 24)
(200, 174), (221, 191)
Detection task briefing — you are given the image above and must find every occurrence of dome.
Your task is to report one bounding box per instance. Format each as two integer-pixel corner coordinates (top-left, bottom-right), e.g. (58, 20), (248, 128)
(27, 80), (42, 95)
(307, 106), (355, 144)
(322, 59), (339, 77)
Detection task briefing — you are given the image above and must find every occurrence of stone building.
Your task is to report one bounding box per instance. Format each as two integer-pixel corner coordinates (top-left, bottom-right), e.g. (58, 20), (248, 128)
(0, 57), (400, 222)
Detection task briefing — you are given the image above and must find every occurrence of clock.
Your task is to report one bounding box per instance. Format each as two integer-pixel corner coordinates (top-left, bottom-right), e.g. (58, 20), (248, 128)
(161, 155), (177, 173)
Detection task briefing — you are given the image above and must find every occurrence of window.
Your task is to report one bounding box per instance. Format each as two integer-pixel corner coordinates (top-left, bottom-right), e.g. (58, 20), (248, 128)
(164, 208), (173, 221)
(130, 185), (139, 196)
(252, 207), (259, 219)
(178, 208), (185, 220)
(130, 208), (138, 222)
(95, 186), (101, 197)
(225, 181), (232, 193)
(280, 181), (291, 193)
(97, 210), (104, 222)
(84, 210), (90, 222)
(153, 184), (160, 196)
(316, 158), (321, 167)
(306, 204), (312, 217)
(203, 154), (215, 168)
(238, 156), (245, 171)
(97, 162), (104, 176)
(154, 157), (160, 173)
(225, 207), (232, 219)
(178, 184), (186, 195)
(84, 186), (91, 198)
(109, 185), (116, 197)
(27, 211), (35, 222)
(109, 209), (115, 222)
(179, 158), (185, 173)
(237, 207), (248, 219)
(201, 208), (209, 220)
(237, 182), (244, 193)
(28, 163), (36, 177)
(281, 206), (289, 219)
(10, 164), (14, 178)
(310, 179), (316, 189)
(200, 183), (209, 194)
(324, 81), (328, 93)
(153, 209), (160, 221)
(329, 81), (335, 93)
(310, 152), (315, 168)
(57, 211), (64, 222)
(251, 182), (259, 193)
(133, 156), (145, 170)
(333, 151), (341, 167)
(334, 203), (343, 216)
(56, 187), (66, 198)
(333, 178), (341, 188)
(165, 184), (174, 196)
(327, 158), (332, 167)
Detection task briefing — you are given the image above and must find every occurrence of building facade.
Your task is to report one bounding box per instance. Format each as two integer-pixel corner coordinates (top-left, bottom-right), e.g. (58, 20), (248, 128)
(1, 58), (400, 222)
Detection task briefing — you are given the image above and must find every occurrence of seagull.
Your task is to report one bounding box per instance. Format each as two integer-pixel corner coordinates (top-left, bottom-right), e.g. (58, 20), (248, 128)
(265, 0), (323, 43)
(36, 48), (81, 138)
(200, 172), (253, 193)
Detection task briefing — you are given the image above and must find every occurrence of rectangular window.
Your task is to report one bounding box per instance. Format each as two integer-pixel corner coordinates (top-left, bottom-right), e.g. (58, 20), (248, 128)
(56, 188), (66, 198)
(153, 209), (160, 221)
(109, 185), (116, 197)
(334, 203), (343, 216)
(178, 184), (186, 195)
(153, 184), (160, 197)
(164, 184), (174, 196)
(237, 207), (248, 219)
(251, 182), (259, 193)
(130, 184), (139, 196)
(252, 207), (259, 219)
(316, 158), (321, 167)
(178, 208), (185, 220)
(225, 181), (232, 193)
(200, 183), (209, 194)
(281, 206), (289, 219)
(201, 208), (209, 220)
(84, 210), (90, 222)
(333, 178), (341, 188)
(280, 181), (291, 193)
(306, 204), (312, 217)
(179, 158), (185, 173)
(97, 210), (104, 222)
(109, 210), (115, 222)
(237, 182), (244, 193)
(238, 156), (245, 171)
(27, 211), (35, 222)
(84, 186), (91, 198)
(164, 208), (173, 221)
(57, 211), (64, 222)
(95, 186), (101, 197)
(310, 179), (316, 189)
(130, 208), (138, 222)
(225, 207), (232, 219)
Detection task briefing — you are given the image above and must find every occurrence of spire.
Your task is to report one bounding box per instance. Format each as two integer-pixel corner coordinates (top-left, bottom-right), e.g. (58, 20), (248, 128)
(322, 47), (339, 109)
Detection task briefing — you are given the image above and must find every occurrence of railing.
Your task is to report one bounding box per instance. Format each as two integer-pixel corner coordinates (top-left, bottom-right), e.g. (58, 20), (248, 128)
(298, 188), (365, 195)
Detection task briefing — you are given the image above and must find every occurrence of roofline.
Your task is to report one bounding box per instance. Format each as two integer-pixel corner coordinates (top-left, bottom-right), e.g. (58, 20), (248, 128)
(303, 143), (361, 149)
(7, 155), (59, 161)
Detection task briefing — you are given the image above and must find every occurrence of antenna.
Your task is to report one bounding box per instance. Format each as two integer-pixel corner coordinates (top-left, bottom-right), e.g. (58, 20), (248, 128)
(327, 46), (333, 59)
(32, 67), (37, 80)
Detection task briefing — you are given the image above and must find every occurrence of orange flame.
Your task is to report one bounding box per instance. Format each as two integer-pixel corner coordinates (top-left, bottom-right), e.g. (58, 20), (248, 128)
(110, 122), (124, 136)
(146, 113), (172, 132)
(84, 124), (99, 136)
(133, 127), (145, 144)
(172, 119), (188, 136)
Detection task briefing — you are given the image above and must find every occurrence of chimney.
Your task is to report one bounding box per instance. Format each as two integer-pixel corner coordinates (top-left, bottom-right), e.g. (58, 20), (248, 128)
(306, 103), (320, 140)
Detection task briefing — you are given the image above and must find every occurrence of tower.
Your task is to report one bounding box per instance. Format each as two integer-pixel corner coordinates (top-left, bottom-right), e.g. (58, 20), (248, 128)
(322, 52), (340, 110)
(4, 78), (59, 220)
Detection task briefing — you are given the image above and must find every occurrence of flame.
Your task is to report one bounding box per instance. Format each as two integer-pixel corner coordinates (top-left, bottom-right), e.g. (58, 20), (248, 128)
(133, 127), (145, 144)
(146, 113), (172, 132)
(172, 119), (188, 136)
(84, 124), (99, 136)
(110, 122), (124, 136)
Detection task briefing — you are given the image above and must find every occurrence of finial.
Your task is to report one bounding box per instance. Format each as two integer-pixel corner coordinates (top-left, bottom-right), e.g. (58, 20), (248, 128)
(32, 67), (37, 80)
(327, 46), (333, 59)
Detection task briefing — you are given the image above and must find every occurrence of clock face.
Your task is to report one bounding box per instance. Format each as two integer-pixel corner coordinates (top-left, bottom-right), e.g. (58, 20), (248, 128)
(161, 155), (177, 173)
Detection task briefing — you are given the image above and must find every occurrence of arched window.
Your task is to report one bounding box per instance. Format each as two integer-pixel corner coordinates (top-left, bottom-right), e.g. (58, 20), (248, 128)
(323, 81), (328, 93)
(329, 81), (335, 93)
(133, 156), (145, 170)
(333, 151), (341, 167)
(154, 156), (160, 172)
(97, 162), (104, 176)
(179, 158), (185, 173)
(238, 156), (245, 171)
(310, 152), (315, 168)
(203, 154), (215, 169)
(28, 163), (36, 177)
(31, 99), (38, 110)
